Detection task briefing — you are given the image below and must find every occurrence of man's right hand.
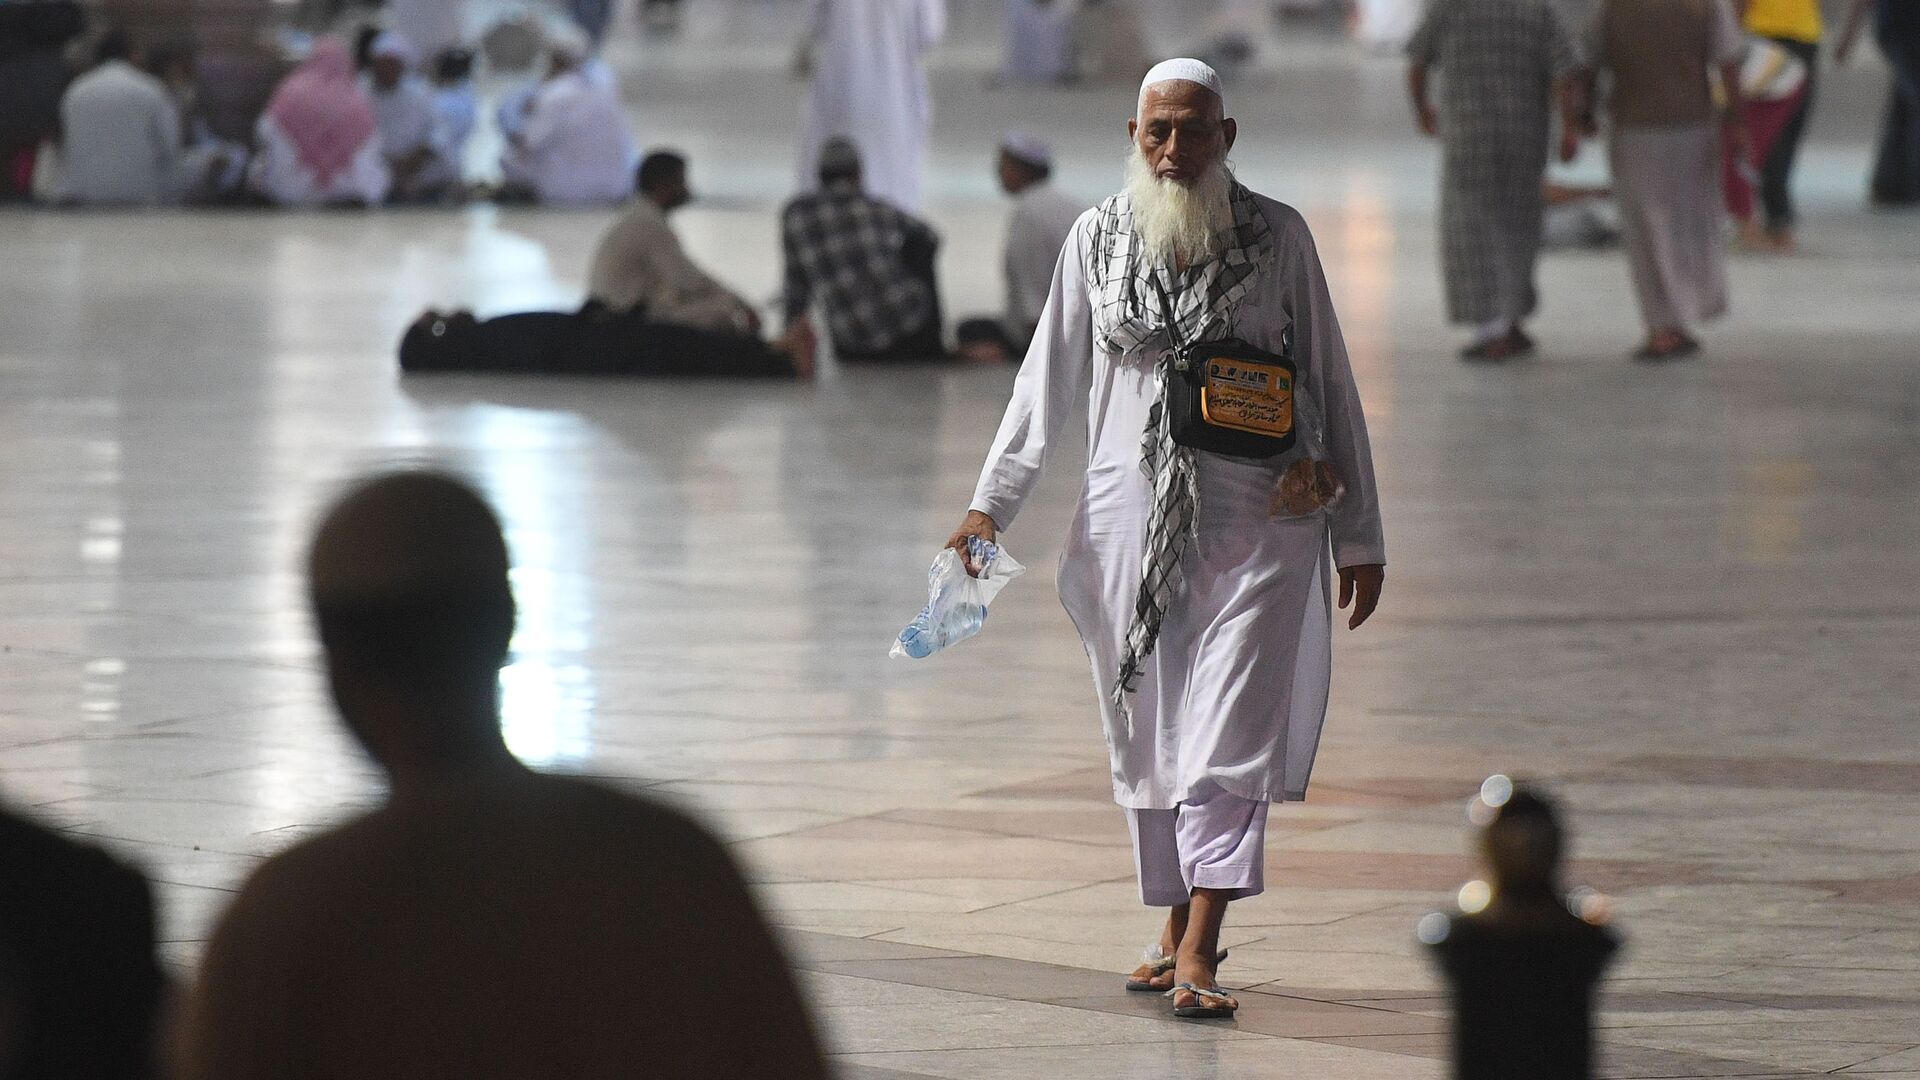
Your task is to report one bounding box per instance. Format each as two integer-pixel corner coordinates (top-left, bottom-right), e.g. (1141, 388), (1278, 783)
(946, 510), (998, 577)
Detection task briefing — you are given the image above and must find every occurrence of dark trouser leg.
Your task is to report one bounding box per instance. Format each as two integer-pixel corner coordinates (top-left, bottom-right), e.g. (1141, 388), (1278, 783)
(1874, 31), (1920, 204)
(402, 310), (795, 377)
(1872, 89), (1914, 203)
(955, 317), (1023, 360)
(399, 311), (587, 372)
(1758, 38), (1819, 232)
(594, 319), (797, 377)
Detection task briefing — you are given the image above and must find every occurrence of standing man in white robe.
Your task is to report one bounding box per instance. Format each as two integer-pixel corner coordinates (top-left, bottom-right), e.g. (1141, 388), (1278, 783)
(794, 0), (946, 212)
(946, 59), (1387, 1020)
(1005, 0), (1076, 84)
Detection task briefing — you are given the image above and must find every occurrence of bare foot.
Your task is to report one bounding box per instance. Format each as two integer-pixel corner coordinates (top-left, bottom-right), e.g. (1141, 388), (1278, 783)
(1636, 328), (1699, 361)
(1174, 948), (1219, 993)
(779, 320), (818, 379)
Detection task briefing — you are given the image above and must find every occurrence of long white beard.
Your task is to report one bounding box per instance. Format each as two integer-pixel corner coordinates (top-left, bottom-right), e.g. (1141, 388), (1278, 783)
(1124, 147), (1234, 268)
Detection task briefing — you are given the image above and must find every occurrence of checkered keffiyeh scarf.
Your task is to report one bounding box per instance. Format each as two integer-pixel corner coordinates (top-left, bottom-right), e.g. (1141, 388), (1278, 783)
(1086, 182), (1275, 721)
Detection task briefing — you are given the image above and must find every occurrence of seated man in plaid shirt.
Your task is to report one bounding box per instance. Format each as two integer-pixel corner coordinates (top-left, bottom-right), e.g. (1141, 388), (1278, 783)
(781, 137), (948, 363)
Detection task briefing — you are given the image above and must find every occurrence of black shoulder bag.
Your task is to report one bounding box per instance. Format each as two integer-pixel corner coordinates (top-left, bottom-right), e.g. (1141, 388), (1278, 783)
(1153, 275), (1297, 461)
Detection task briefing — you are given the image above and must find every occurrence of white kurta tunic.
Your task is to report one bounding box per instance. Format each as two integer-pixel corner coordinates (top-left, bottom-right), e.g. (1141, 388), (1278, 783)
(500, 70), (637, 206)
(796, 0), (946, 212)
(969, 192), (1386, 810)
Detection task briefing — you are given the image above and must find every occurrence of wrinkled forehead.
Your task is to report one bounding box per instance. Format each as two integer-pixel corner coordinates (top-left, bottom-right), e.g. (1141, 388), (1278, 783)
(1136, 80), (1225, 125)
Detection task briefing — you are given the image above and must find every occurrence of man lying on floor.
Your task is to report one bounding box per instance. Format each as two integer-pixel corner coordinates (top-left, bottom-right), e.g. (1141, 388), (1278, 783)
(401, 151), (815, 378)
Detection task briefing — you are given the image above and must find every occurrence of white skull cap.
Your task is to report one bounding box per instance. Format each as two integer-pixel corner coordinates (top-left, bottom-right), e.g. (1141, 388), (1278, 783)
(369, 31), (417, 63)
(1138, 58), (1225, 116)
(1000, 130), (1053, 169)
(545, 20), (592, 62)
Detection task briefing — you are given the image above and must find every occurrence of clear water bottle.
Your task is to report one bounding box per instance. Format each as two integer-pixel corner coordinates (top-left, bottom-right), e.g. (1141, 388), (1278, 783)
(891, 538), (1025, 660)
(893, 538), (996, 658)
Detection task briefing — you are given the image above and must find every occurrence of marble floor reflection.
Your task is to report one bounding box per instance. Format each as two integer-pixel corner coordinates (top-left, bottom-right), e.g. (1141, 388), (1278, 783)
(4, 4), (1919, 1078)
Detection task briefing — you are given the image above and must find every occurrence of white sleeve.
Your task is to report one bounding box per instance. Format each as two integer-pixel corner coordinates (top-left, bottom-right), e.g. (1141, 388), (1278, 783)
(1282, 212), (1386, 569)
(918, 0), (948, 51)
(968, 213), (1095, 531)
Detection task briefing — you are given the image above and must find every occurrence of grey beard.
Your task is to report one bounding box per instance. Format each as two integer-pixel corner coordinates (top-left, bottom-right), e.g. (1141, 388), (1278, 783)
(1123, 148), (1233, 267)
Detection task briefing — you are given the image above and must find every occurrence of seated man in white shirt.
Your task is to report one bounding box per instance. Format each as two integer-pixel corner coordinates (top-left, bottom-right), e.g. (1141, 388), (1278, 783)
(402, 151), (813, 377)
(56, 31), (186, 205)
(497, 23), (636, 206)
(365, 33), (459, 202)
(957, 132), (1087, 362)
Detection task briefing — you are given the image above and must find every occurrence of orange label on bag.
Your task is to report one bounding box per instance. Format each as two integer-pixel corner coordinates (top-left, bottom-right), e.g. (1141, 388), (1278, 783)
(1199, 359), (1294, 437)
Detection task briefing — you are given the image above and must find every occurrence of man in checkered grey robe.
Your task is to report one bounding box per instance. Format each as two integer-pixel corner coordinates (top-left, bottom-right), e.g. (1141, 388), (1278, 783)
(946, 60), (1386, 1014)
(1407, 0), (1580, 360)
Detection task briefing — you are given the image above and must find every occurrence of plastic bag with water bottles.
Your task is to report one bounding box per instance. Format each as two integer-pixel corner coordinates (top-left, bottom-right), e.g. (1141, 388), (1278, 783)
(889, 537), (1026, 659)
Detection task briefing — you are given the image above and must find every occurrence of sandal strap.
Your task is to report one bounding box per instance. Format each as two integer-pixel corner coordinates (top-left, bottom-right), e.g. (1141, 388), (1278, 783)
(1165, 983), (1238, 1007)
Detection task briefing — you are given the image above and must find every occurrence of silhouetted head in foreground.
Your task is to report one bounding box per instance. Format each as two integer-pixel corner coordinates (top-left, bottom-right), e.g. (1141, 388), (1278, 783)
(1480, 787), (1563, 901)
(308, 470), (517, 785)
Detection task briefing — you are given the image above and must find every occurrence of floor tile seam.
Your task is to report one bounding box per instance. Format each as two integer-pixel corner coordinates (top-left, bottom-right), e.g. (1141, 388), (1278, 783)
(1379, 606), (1920, 630)
(1842, 1046), (1920, 1072)
(797, 931), (1442, 1022)
(149, 876), (242, 894)
(1604, 1029), (1911, 1058)
(826, 1032), (1284, 1058)
(37, 793), (275, 810)
(1662, 990), (1920, 1011)
(949, 875), (1140, 915)
(1592, 1018), (1910, 1035)
(53, 826), (279, 861)
(857, 810), (1124, 847)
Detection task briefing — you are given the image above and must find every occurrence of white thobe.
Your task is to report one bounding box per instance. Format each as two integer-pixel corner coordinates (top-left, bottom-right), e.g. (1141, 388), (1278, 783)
(248, 115), (390, 207)
(58, 61), (184, 205)
(1005, 181), (1086, 336)
(369, 75), (459, 194)
(1005, 0), (1076, 83)
(968, 192), (1386, 810)
(797, 0), (946, 212)
(501, 70), (637, 206)
(1354, 0), (1424, 49)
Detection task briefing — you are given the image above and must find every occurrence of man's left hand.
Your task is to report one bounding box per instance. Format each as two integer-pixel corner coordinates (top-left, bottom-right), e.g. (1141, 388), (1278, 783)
(1338, 564), (1384, 630)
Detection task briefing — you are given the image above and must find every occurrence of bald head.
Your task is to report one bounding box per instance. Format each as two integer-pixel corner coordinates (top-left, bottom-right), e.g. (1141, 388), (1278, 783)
(309, 470), (515, 700)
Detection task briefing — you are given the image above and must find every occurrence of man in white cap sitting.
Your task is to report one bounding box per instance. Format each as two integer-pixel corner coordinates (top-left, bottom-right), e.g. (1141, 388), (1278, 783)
(942, 58), (1388, 1019)
(498, 21), (636, 206)
(958, 131), (1086, 362)
(365, 32), (460, 202)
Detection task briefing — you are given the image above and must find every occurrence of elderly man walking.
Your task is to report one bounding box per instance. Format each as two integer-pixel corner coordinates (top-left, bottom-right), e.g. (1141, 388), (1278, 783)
(946, 59), (1387, 1019)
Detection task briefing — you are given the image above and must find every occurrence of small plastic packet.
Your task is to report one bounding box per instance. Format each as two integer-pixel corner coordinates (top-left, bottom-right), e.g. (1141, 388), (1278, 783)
(1267, 387), (1346, 520)
(890, 537), (1026, 659)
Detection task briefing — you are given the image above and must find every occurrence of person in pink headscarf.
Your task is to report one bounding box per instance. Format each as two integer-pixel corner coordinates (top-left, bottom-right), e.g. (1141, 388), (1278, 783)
(248, 38), (390, 206)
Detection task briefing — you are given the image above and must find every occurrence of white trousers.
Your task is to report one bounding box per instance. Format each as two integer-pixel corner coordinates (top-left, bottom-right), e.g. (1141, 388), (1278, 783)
(1126, 782), (1270, 907)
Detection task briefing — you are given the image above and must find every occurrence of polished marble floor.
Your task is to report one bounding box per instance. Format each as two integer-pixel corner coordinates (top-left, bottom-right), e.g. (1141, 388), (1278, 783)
(4, 4), (1920, 1077)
